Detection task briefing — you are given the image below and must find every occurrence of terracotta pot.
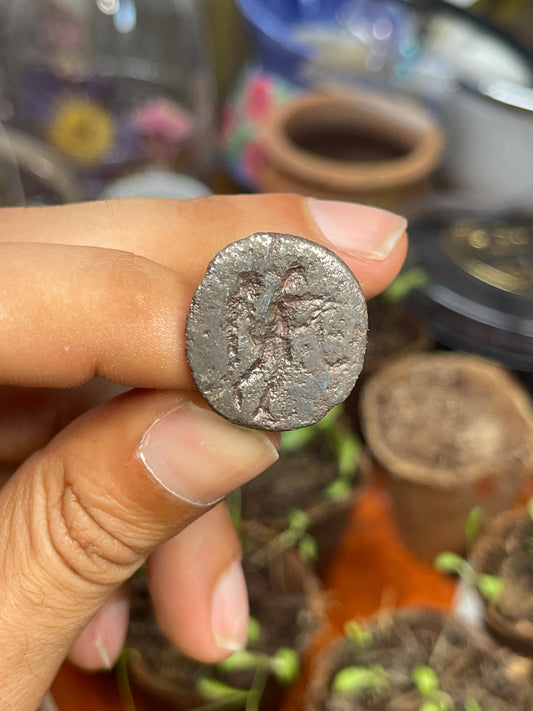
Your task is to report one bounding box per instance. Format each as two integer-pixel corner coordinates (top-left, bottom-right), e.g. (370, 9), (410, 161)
(471, 506), (533, 656)
(127, 536), (324, 710)
(360, 352), (533, 562)
(305, 607), (533, 711)
(258, 90), (443, 211)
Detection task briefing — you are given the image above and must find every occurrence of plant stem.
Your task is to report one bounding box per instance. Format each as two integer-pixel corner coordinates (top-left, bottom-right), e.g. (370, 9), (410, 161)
(116, 649), (138, 711)
(245, 665), (269, 711)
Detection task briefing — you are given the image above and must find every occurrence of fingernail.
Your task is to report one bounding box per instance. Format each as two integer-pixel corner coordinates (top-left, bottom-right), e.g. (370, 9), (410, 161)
(94, 632), (112, 670)
(139, 402), (279, 505)
(93, 596), (129, 669)
(306, 198), (407, 261)
(211, 559), (249, 651)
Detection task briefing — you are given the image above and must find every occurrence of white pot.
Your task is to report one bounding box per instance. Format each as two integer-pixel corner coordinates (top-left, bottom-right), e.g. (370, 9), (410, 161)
(442, 79), (533, 203)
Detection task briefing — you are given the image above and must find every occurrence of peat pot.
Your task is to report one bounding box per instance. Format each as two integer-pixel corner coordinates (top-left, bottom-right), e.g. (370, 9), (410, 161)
(472, 506), (533, 657)
(360, 352), (533, 562)
(127, 531), (324, 710)
(305, 607), (533, 711)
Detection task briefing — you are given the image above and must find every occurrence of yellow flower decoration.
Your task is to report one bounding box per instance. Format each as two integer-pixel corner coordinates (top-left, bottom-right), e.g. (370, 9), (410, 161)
(47, 96), (115, 165)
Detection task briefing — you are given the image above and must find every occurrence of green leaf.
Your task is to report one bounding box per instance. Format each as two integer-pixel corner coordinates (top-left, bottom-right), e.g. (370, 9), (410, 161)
(412, 665), (439, 697)
(344, 620), (373, 648)
(271, 648), (300, 685)
(332, 665), (388, 695)
(298, 534), (318, 563)
(476, 574), (504, 601)
(247, 616), (262, 644)
(464, 506), (484, 548)
(315, 405), (343, 433)
(464, 700), (483, 711)
(287, 508), (311, 535)
(434, 552), (466, 576)
(419, 692), (454, 711)
(280, 426), (316, 453)
(196, 678), (249, 703)
(336, 435), (362, 479)
(226, 489), (243, 529)
(419, 702), (447, 711)
(381, 267), (428, 303)
(217, 650), (263, 674)
(323, 478), (352, 502)
(115, 647), (141, 711)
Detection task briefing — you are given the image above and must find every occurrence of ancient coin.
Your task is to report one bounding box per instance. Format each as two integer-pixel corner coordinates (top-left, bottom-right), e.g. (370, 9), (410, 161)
(186, 232), (368, 430)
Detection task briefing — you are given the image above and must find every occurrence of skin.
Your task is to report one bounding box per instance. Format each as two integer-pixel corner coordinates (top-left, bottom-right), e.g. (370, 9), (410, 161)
(0, 194), (407, 710)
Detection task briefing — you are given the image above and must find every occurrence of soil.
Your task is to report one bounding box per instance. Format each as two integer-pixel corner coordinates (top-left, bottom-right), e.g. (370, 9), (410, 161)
(127, 544), (323, 708)
(367, 357), (529, 483)
(363, 298), (430, 374)
(474, 510), (533, 649)
(307, 609), (533, 711)
(240, 427), (366, 577)
(240, 435), (339, 522)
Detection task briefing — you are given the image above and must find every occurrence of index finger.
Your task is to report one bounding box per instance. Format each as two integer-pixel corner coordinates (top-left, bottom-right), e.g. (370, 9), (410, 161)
(0, 195), (407, 389)
(2, 194), (407, 297)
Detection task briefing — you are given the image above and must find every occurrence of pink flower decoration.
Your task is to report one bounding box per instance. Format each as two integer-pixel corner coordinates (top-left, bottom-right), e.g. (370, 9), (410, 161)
(247, 74), (275, 123)
(242, 141), (264, 184)
(132, 99), (193, 144)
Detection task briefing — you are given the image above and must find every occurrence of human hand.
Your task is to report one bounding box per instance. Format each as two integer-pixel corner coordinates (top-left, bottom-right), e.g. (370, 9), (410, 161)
(0, 194), (407, 710)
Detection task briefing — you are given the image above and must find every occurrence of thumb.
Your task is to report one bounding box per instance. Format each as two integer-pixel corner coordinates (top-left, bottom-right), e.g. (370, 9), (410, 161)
(0, 388), (278, 711)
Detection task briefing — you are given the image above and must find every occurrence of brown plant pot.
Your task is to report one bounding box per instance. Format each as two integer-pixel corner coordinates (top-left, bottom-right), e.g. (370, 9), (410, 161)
(127, 536), (324, 710)
(305, 607), (533, 711)
(360, 352), (533, 562)
(471, 507), (533, 656)
(240, 426), (371, 578)
(258, 90), (443, 212)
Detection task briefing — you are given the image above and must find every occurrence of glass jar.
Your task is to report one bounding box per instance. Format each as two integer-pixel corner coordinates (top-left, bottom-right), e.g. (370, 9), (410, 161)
(0, 0), (215, 205)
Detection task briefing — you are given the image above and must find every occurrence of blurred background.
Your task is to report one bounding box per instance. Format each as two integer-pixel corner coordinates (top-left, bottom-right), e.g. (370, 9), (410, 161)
(1, 5), (530, 710)
(0, 0), (532, 378)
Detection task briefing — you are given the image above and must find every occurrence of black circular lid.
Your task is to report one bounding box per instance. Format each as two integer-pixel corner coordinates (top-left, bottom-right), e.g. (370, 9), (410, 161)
(407, 215), (533, 372)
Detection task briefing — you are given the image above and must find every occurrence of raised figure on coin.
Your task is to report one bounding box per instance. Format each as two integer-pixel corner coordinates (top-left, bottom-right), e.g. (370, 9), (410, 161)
(186, 232), (368, 430)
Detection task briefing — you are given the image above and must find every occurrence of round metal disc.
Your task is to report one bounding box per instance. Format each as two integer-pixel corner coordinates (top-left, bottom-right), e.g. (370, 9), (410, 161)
(186, 232), (367, 430)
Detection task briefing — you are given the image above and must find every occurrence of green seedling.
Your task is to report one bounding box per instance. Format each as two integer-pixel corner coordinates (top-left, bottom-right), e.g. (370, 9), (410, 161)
(195, 678), (250, 708)
(464, 506), (485, 550)
(412, 665), (453, 711)
(434, 505), (503, 601)
(246, 616), (262, 645)
(332, 661), (454, 710)
(281, 508), (318, 563)
(434, 551), (504, 601)
(381, 266), (428, 304)
(115, 647), (141, 711)
(332, 664), (389, 696)
(226, 488), (243, 529)
(280, 405), (342, 454)
(194, 618), (300, 711)
(195, 647), (299, 711)
(344, 620), (373, 649)
(217, 647), (299, 686)
(281, 404), (362, 503)
(249, 507), (318, 565)
(331, 621), (382, 696)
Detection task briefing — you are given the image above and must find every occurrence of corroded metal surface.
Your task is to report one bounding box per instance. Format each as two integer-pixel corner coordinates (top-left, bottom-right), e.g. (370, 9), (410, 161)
(186, 233), (367, 430)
